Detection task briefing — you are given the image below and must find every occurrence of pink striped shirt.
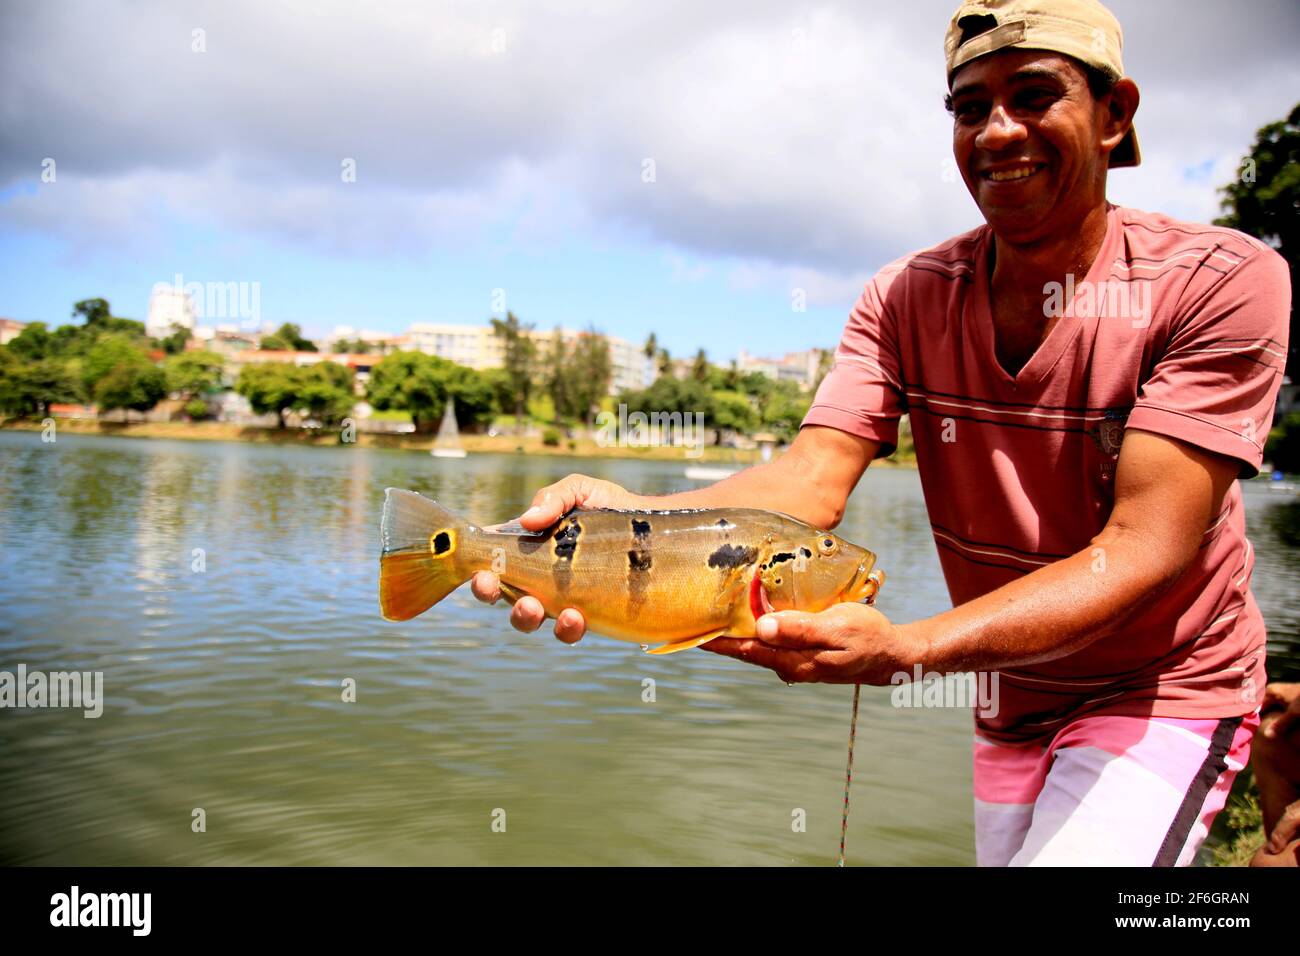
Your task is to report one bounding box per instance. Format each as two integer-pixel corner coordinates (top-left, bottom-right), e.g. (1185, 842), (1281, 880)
(805, 204), (1291, 743)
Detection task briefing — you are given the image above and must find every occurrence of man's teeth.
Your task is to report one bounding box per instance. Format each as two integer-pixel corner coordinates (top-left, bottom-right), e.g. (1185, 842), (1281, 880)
(988, 166), (1038, 182)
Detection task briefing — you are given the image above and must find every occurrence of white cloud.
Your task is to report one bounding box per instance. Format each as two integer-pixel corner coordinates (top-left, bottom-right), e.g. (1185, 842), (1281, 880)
(2, 0), (1297, 290)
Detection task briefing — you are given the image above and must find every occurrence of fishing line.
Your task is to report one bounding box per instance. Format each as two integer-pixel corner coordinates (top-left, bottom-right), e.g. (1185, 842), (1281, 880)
(837, 682), (861, 867)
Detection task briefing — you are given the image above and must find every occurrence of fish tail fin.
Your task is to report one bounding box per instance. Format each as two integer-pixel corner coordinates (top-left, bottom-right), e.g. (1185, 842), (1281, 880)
(379, 489), (475, 621)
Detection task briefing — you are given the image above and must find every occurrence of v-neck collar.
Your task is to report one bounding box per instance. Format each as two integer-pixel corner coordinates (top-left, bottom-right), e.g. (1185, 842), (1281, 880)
(968, 205), (1121, 391)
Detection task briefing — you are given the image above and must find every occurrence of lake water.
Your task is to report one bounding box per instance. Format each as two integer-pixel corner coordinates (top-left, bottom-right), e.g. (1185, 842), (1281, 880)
(0, 430), (1296, 865)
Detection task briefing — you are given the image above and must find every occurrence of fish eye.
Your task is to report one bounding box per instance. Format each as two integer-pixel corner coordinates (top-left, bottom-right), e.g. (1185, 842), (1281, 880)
(818, 536), (837, 555)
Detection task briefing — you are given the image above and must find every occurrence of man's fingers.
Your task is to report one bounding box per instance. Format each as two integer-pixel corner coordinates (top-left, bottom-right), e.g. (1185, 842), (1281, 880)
(1270, 707), (1300, 740)
(509, 595), (547, 633)
(702, 637), (823, 681)
(519, 476), (589, 530)
(754, 610), (838, 649)
(553, 608), (586, 644)
(470, 571), (501, 604)
(1268, 800), (1300, 853)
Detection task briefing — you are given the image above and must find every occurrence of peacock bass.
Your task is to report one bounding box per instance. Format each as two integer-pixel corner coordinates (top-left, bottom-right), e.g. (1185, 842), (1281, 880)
(379, 488), (885, 654)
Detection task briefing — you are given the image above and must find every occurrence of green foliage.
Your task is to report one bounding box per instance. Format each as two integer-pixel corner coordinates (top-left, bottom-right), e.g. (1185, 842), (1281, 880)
(709, 389), (760, 435)
(542, 427), (562, 447)
(491, 311), (537, 426)
(1266, 411), (1300, 474)
(81, 334), (166, 412)
(259, 323), (317, 352)
(235, 361), (355, 427)
(155, 325), (192, 355)
(1216, 102), (1299, 376)
(95, 363), (167, 412)
(366, 351), (496, 432)
(330, 338), (373, 354)
(1209, 790), (1264, 867)
(546, 327), (612, 425)
(0, 347), (83, 416)
(163, 350), (225, 396)
(183, 398), (210, 420)
(236, 363), (299, 427)
(568, 329), (613, 425)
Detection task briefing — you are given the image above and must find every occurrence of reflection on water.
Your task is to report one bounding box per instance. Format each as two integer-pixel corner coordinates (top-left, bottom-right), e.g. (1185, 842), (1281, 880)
(0, 431), (1295, 865)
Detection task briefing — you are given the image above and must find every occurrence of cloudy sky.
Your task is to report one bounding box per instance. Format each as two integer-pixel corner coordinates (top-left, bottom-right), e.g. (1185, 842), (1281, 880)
(2, 0), (1297, 360)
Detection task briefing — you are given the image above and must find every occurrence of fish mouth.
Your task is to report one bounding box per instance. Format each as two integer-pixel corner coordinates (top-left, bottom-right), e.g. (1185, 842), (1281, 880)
(844, 562), (885, 604)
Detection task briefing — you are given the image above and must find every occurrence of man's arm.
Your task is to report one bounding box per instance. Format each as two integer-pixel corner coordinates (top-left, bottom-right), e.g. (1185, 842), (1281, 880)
(708, 428), (1239, 682)
(470, 424), (880, 639)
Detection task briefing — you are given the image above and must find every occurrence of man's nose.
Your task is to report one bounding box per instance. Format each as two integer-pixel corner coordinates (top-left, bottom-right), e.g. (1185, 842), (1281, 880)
(976, 104), (1028, 152)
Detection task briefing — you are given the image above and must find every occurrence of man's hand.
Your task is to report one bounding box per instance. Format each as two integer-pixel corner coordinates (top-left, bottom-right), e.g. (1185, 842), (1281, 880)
(1261, 682), (1300, 740)
(1250, 798), (1300, 867)
(469, 474), (644, 643)
(703, 602), (925, 684)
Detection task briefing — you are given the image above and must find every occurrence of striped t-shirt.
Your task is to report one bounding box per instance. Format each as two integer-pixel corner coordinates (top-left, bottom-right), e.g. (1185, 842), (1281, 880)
(805, 204), (1291, 744)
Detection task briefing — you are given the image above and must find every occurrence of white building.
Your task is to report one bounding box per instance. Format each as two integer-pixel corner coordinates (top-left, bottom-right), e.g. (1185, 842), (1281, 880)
(406, 322), (650, 395)
(146, 288), (198, 339)
(735, 348), (826, 391)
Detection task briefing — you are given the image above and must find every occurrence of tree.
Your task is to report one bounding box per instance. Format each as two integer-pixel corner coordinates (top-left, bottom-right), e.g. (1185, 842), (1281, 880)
(691, 348), (710, 383)
(260, 323), (317, 352)
(72, 299), (146, 339)
(155, 324), (192, 355)
(94, 363), (167, 412)
(295, 362), (356, 425)
(709, 389), (760, 442)
(545, 328), (571, 423)
(565, 328), (612, 426)
(164, 350), (225, 399)
(1215, 102), (1299, 377)
(0, 348), (81, 417)
(491, 311), (537, 431)
(236, 363), (300, 428)
(644, 332), (658, 360)
(367, 351), (495, 431)
(81, 333), (166, 413)
(5, 322), (54, 362)
(72, 298), (111, 327)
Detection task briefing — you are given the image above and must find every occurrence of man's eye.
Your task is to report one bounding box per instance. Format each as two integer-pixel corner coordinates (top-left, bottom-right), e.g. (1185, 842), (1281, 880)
(954, 101), (986, 123)
(1017, 88), (1057, 110)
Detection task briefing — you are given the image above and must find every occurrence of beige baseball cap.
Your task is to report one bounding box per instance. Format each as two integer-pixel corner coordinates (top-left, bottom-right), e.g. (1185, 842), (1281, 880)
(944, 0), (1140, 168)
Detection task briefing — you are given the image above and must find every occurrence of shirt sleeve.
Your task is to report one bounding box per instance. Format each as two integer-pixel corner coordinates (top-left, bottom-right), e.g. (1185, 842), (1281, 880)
(801, 267), (907, 458)
(1127, 245), (1291, 478)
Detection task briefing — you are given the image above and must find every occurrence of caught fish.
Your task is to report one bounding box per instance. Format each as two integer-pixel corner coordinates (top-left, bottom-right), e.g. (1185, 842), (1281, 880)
(379, 488), (885, 654)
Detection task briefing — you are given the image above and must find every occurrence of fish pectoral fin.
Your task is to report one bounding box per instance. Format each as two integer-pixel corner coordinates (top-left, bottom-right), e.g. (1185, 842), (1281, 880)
(645, 630), (727, 655)
(497, 582), (530, 605)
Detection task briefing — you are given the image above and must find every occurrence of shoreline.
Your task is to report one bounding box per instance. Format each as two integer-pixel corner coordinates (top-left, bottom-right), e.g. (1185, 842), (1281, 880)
(0, 417), (921, 467)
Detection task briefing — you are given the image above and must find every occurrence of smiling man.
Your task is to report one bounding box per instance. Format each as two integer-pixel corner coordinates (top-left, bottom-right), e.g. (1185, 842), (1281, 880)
(471, 0), (1291, 866)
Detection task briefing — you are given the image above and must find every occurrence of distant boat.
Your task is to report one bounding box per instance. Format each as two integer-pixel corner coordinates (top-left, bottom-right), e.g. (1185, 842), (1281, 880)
(683, 465), (739, 481)
(430, 398), (468, 458)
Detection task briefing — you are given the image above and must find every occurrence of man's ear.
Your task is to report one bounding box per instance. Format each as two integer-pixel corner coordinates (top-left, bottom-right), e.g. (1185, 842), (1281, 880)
(1101, 77), (1140, 157)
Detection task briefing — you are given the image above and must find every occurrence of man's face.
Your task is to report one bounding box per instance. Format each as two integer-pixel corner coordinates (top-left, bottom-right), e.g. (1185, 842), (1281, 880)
(949, 49), (1111, 243)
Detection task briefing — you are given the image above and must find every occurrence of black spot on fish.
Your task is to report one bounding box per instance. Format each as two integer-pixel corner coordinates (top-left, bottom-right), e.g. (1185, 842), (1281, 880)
(631, 518), (651, 538)
(800, 547), (812, 559)
(628, 549), (652, 572)
(716, 518), (733, 528)
(432, 531), (452, 555)
(708, 543), (757, 569)
(765, 551), (796, 568)
(554, 520), (580, 562)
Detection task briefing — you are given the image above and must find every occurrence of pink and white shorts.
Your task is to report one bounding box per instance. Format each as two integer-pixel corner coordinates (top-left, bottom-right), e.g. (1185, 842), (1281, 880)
(973, 711), (1258, 866)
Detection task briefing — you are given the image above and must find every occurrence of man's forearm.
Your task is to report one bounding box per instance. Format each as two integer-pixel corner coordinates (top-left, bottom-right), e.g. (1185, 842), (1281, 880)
(639, 444), (852, 528)
(904, 525), (1185, 673)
